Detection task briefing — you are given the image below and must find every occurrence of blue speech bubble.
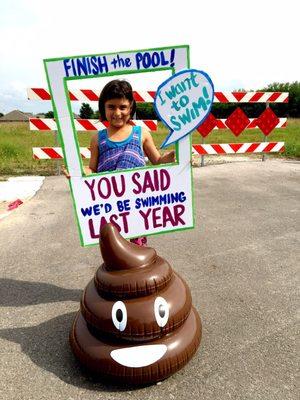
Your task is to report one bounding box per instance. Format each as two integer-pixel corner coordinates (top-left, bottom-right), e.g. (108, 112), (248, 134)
(154, 69), (214, 148)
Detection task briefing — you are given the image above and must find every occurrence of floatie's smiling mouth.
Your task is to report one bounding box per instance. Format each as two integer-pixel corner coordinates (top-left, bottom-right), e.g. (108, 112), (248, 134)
(110, 344), (167, 367)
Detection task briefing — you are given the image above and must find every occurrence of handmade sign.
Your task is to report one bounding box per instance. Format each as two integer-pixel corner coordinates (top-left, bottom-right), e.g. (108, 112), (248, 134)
(154, 69), (214, 148)
(43, 45), (195, 246)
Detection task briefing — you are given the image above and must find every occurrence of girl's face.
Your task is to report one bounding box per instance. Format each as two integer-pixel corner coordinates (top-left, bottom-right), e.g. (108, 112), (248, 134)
(104, 98), (132, 128)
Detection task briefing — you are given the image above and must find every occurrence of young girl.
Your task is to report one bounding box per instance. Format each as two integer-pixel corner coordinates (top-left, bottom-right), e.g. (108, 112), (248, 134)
(88, 79), (175, 246)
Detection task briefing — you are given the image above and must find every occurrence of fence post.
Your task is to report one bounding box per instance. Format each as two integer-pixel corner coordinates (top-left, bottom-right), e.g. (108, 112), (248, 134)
(262, 102), (269, 162)
(200, 136), (205, 167)
(54, 130), (61, 175)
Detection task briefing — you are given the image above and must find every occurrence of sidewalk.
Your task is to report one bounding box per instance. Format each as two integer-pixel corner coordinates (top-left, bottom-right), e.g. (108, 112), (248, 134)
(0, 176), (45, 220)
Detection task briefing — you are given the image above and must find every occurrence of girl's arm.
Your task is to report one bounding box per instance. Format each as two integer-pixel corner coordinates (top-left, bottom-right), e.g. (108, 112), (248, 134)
(62, 165), (92, 178)
(89, 133), (99, 173)
(142, 130), (175, 165)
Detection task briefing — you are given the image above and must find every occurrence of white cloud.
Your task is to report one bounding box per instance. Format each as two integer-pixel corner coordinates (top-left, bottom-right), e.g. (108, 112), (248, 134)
(1, 0), (298, 113)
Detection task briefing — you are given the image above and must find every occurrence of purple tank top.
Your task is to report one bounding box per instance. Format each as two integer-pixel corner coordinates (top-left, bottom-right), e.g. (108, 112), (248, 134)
(97, 126), (146, 172)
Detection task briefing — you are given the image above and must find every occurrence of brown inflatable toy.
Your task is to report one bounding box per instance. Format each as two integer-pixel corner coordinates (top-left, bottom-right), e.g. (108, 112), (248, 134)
(70, 224), (202, 385)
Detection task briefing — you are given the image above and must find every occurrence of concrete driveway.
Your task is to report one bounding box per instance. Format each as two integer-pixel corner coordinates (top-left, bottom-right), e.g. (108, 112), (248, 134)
(0, 160), (299, 400)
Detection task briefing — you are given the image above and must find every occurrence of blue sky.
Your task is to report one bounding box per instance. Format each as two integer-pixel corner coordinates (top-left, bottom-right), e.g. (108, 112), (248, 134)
(0, 0), (298, 114)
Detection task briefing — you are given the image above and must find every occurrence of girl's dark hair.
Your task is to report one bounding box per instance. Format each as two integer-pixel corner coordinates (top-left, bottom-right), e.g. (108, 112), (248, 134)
(98, 79), (136, 121)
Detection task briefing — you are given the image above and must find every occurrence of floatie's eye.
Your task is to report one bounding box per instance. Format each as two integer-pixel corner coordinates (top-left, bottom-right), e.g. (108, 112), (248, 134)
(154, 297), (169, 327)
(112, 301), (127, 331)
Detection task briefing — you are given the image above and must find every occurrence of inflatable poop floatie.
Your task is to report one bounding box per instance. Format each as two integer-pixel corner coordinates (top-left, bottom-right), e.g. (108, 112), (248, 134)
(69, 224), (202, 385)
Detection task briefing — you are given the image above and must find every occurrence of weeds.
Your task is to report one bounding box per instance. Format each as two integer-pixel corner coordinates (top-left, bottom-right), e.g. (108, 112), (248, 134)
(0, 120), (299, 176)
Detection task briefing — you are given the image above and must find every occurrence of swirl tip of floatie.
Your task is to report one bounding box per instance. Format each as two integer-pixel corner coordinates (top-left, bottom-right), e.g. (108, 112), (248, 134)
(100, 223), (157, 271)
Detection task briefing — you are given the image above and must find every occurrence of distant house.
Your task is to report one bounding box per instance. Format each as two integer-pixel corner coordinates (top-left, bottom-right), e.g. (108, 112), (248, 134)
(0, 110), (33, 122)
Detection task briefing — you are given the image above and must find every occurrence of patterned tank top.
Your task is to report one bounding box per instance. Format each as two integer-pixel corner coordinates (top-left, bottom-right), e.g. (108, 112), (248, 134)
(97, 125), (146, 172)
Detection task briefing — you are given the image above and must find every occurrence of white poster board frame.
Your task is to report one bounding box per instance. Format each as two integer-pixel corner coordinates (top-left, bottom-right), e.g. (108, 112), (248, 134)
(44, 45), (195, 246)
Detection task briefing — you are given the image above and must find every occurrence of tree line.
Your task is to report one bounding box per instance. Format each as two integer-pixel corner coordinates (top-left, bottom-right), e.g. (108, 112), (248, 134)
(211, 82), (299, 118)
(37, 81), (299, 120)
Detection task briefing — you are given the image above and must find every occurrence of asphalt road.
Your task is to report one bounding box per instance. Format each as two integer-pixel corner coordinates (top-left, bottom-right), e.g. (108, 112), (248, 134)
(0, 160), (299, 400)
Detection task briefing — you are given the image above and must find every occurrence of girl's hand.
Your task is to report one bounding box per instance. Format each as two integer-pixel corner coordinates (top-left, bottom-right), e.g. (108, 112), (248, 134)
(62, 165), (70, 179)
(61, 165), (94, 179)
(161, 150), (176, 164)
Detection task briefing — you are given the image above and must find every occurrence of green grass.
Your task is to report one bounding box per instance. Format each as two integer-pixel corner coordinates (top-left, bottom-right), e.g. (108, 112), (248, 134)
(0, 119), (299, 176)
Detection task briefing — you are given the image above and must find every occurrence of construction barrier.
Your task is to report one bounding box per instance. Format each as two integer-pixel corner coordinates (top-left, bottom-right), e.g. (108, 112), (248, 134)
(192, 142), (285, 155)
(28, 87), (288, 166)
(33, 147), (90, 159)
(27, 88), (288, 103)
(27, 88), (156, 102)
(29, 117), (287, 132)
(33, 142), (285, 160)
(29, 118), (158, 131)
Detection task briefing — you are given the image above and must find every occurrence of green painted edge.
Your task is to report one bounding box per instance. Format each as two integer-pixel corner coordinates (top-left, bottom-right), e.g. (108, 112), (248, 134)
(43, 61), (86, 246)
(63, 76), (86, 246)
(43, 61), (69, 171)
(69, 178), (85, 246)
(186, 49), (196, 231)
(43, 60), (62, 145)
(62, 78), (85, 175)
(43, 44), (189, 63)
(189, 135), (195, 230)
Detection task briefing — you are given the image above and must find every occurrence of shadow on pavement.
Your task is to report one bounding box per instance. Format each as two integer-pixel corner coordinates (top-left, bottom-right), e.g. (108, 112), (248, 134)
(0, 304), (151, 392)
(0, 279), (81, 306)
